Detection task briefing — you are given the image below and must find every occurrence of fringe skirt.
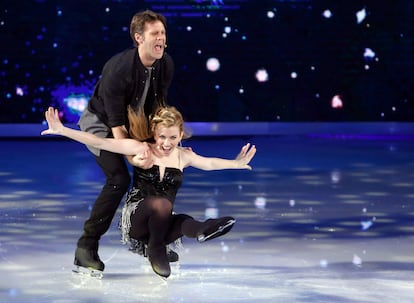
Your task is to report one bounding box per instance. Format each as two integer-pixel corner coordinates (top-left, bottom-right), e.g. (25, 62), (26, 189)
(119, 187), (182, 254)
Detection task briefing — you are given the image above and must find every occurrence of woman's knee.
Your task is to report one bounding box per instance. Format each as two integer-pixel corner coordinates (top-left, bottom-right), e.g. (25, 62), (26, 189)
(150, 197), (173, 215)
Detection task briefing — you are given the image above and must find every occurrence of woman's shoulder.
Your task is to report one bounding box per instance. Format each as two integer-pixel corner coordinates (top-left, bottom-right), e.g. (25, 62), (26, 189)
(178, 146), (196, 167)
(178, 146), (195, 155)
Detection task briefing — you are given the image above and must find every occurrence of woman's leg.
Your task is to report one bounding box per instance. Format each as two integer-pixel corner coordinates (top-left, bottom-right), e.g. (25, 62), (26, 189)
(164, 214), (193, 244)
(165, 214), (236, 244)
(129, 196), (173, 278)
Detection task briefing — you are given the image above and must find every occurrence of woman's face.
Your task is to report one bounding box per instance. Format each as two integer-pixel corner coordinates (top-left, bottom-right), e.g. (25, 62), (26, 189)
(153, 125), (182, 156)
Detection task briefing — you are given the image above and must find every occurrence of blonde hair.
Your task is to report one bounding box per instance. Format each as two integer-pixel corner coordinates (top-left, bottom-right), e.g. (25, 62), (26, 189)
(128, 106), (191, 141)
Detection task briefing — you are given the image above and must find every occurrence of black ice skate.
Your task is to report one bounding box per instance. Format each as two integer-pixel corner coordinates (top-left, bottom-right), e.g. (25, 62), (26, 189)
(197, 216), (236, 242)
(129, 239), (179, 263)
(73, 247), (105, 279)
(166, 246), (179, 263)
(147, 245), (171, 278)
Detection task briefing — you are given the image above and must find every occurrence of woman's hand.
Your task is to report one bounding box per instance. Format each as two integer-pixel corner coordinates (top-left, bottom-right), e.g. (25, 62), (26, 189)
(234, 143), (256, 170)
(41, 107), (64, 136)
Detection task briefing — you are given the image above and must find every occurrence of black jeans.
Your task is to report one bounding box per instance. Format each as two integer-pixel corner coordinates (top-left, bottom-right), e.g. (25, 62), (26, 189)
(77, 149), (131, 251)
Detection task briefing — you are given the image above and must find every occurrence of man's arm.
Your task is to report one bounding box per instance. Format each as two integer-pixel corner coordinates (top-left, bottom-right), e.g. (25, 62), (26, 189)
(111, 125), (154, 168)
(111, 125), (129, 140)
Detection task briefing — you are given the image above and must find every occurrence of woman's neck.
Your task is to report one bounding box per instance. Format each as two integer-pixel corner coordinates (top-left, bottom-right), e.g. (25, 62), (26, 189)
(151, 145), (180, 169)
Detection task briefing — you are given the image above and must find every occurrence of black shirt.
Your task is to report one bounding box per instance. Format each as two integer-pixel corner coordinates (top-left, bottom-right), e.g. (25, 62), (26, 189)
(87, 48), (174, 129)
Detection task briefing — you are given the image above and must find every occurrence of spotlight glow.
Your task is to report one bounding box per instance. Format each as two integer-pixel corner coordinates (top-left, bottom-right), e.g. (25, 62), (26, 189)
(206, 57), (220, 72)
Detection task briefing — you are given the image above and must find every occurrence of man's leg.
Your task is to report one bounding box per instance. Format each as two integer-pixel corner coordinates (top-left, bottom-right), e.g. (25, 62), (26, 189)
(75, 150), (130, 271)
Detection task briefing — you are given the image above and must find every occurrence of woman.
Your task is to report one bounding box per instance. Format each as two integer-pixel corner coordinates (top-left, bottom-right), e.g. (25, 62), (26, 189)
(42, 106), (256, 278)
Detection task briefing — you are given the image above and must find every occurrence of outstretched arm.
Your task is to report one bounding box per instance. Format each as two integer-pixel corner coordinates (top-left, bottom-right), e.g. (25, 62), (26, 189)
(41, 107), (149, 157)
(184, 143), (256, 171)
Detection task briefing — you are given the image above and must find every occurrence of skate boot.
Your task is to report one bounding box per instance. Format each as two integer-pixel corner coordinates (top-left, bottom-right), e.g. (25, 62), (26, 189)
(131, 239), (179, 263)
(144, 244), (179, 263)
(166, 246), (179, 263)
(197, 216), (236, 242)
(73, 247), (105, 278)
(147, 245), (171, 278)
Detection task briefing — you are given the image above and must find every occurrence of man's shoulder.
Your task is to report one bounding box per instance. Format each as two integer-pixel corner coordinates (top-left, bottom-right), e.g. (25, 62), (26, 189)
(104, 48), (137, 73)
(108, 48), (137, 64)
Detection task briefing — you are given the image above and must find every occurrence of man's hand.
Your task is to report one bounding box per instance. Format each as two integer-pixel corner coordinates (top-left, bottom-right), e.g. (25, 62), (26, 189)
(128, 147), (154, 169)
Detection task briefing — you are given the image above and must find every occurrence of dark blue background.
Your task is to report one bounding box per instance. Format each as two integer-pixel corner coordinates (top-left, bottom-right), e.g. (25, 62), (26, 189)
(1, 0), (413, 123)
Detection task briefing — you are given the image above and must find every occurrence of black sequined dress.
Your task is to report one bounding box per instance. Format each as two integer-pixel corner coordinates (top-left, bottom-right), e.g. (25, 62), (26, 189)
(120, 165), (183, 247)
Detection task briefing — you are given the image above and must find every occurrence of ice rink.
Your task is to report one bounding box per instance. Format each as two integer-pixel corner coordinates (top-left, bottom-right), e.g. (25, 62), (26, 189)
(1, 128), (413, 302)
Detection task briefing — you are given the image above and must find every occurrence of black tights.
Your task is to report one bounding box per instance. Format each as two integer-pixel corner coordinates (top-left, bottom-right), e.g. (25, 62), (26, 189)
(128, 196), (209, 246)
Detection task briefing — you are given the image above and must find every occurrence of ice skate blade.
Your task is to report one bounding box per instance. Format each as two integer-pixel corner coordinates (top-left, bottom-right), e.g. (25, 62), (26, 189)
(72, 265), (103, 279)
(157, 275), (169, 282)
(197, 219), (236, 242)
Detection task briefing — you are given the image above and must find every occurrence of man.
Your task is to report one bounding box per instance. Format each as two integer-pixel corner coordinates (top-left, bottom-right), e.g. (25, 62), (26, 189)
(75, 10), (175, 275)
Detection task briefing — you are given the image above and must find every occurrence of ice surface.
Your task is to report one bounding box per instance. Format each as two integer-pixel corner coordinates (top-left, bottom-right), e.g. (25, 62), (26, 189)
(1, 136), (414, 302)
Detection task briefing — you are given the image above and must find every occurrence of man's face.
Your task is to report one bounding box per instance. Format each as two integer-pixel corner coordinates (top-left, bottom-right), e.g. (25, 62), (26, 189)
(137, 20), (166, 66)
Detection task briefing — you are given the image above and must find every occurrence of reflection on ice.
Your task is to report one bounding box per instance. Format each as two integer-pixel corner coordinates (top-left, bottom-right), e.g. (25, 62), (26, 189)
(1, 136), (414, 302)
